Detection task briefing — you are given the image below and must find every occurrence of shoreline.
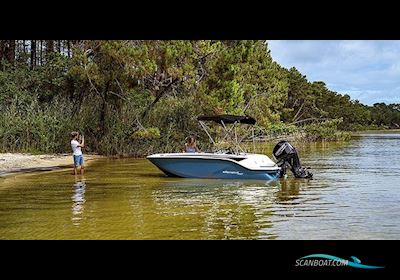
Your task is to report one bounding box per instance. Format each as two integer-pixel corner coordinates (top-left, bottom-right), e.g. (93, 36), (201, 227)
(1, 129), (399, 177)
(0, 153), (103, 177)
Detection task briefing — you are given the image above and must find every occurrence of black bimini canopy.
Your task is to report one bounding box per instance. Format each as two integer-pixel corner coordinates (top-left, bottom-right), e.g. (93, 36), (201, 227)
(197, 115), (256, 125)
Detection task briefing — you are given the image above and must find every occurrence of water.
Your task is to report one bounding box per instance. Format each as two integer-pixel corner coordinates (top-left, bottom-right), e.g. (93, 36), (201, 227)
(1, 132), (399, 239)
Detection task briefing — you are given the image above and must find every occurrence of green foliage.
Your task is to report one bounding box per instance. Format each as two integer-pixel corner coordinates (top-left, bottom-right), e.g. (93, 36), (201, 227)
(282, 67), (316, 122)
(0, 40), (398, 156)
(132, 128), (161, 140)
(303, 119), (351, 141)
(0, 97), (74, 153)
(264, 122), (299, 136)
(368, 103), (400, 128)
(205, 41), (288, 126)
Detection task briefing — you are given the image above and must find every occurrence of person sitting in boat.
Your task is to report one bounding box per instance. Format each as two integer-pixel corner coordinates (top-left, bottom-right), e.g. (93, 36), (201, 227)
(183, 136), (200, 153)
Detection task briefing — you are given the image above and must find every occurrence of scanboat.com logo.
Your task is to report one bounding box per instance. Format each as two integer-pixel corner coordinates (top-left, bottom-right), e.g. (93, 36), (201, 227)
(296, 254), (384, 269)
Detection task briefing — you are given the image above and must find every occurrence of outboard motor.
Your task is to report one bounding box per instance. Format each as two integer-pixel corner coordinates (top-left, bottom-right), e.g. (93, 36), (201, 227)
(273, 140), (313, 179)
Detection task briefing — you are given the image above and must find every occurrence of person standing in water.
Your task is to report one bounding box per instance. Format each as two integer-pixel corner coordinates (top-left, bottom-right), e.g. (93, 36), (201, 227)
(70, 131), (85, 175)
(183, 136), (200, 153)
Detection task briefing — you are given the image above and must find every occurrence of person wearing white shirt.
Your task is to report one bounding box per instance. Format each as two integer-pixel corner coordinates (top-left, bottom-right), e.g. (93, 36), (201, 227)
(70, 131), (85, 175)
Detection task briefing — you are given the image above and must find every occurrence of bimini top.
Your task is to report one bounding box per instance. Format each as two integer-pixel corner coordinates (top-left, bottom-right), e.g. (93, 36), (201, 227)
(197, 115), (256, 125)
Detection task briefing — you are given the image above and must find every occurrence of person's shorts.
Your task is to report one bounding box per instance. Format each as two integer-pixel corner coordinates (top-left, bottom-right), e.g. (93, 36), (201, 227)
(73, 155), (84, 166)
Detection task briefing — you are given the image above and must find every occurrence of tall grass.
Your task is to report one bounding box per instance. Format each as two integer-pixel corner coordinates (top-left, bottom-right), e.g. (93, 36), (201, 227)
(0, 96), (351, 156)
(0, 98), (75, 153)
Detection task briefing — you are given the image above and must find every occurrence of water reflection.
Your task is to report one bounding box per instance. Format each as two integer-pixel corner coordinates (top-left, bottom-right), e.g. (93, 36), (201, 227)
(2, 133), (400, 239)
(274, 178), (310, 202)
(71, 175), (86, 226)
(145, 179), (286, 239)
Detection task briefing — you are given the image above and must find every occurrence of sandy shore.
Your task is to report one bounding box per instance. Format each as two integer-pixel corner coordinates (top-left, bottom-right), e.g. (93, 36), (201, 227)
(0, 153), (102, 176)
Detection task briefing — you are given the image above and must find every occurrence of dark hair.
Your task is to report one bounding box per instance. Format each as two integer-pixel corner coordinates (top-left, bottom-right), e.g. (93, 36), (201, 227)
(70, 131), (79, 139)
(186, 135), (196, 144)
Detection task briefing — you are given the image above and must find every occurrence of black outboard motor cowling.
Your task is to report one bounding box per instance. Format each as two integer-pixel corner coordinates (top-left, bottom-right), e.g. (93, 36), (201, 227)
(273, 140), (313, 179)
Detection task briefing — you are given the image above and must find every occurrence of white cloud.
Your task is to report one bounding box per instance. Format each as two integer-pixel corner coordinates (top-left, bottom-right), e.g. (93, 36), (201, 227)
(268, 40), (400, 105)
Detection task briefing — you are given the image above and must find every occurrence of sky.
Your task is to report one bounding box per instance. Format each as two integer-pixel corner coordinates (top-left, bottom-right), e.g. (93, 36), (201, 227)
(268, 40), (400, 105)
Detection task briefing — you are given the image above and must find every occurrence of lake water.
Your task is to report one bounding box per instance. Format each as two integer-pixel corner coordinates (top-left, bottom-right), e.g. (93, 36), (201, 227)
(1, 132), (399, 239)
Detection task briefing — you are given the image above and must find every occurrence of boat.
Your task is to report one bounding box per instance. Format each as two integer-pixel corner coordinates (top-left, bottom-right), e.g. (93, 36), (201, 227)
(147, 152), (281, 180)
(147, 115), (312, 180)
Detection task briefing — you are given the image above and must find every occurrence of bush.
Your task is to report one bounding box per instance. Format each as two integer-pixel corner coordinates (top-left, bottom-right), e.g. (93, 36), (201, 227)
(132, 128), (161, 140)
(0, 97), (74, 153)
(303, 119), (351, 141)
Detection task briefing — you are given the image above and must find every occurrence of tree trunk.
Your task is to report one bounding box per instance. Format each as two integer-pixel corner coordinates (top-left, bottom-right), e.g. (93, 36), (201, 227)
(57, 40), (61, 53)
(31, 40), (36, 69)
(0, 40), (16, 66)
(8, 40), (16, 64)
(100, 97), (107, 137)
(99, 81), (111, 137)
(7, 40), (15, 64)
(0, 41), (4, 68)
(67, 40), (71, 57)
(46, 40), (54, 61)
(141, 78), (179, 119)
(39, 40), (43, 65)
(292, 100), (305, 122)
(21, 40), (27, 63)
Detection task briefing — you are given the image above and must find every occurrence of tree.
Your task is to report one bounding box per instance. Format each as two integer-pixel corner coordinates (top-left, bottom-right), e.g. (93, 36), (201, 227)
(0, 40), (16, 68)
(203, 40), (288, 126)
(68, 40), (157, 136)
(30, 40), (37, 69)
(46, 40), (54, 61)
(282, 67), (318, 123)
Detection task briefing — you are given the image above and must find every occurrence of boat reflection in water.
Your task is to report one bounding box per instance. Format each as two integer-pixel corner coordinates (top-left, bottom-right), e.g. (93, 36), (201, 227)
(146, 177), (310, 239)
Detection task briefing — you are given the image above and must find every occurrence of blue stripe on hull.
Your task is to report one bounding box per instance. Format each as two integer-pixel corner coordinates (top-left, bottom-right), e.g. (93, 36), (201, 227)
(148, 158), (280, 180)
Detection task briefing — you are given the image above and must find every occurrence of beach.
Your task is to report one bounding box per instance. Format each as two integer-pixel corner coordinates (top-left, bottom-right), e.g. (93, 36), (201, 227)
(0, 153), (101, 176)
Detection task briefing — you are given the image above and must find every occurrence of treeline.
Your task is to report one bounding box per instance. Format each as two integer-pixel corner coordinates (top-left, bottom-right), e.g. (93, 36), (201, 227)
(0, 40), (399, 155)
